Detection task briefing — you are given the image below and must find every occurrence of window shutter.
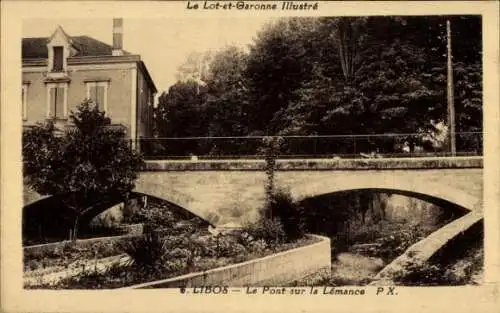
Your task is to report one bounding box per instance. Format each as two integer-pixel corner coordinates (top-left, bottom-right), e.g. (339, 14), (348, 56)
(53, 47), (64, 72)
(48, 87), (56, 118)
(96, 85), (105, 110)
(90, 85), (97, 104)
(55, 87), (65, 118)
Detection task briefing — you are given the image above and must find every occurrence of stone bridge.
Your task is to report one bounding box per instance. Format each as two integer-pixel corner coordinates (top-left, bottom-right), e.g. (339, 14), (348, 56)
(135, 157), (483, 225)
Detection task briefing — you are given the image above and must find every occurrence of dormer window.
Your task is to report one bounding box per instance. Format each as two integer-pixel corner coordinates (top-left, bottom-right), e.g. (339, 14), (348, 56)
(46, 26), (73, 76)
(52, 46), (64, 72)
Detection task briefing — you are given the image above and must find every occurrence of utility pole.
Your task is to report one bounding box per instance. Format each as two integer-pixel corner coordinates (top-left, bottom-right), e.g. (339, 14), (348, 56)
(196, 54), (206, 95)
(196, 56), (202, 95)
(447, 19), (456, 156)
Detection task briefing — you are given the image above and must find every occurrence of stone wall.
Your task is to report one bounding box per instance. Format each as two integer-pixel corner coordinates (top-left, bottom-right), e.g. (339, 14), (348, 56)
(370, 211), (483, 285)
(143, 156), (482, 171)
(125, 235), (331, 288)
(24, 233), (140, 258)
(135, 167), (483, 226)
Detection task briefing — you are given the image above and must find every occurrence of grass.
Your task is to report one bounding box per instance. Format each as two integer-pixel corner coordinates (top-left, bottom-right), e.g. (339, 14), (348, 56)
(25, 233), (319, 289)
(23, 238), (129, 272)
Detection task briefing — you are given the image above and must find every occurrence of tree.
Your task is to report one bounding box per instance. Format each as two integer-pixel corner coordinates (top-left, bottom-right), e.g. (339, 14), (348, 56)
(453, 61), (482, 153)
(244, 16), (482, 155)
(155, 81), (209, 156)
(203, 46), (253, 155)
(23, 101), (144, 239)
(175, 50), (214, 84)
(245, 17), (320, 135)
(152, 16), (482, 157)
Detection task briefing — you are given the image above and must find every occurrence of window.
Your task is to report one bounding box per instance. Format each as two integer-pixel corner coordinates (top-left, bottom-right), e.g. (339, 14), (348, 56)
(86, 81), (108, 113)
(46, 83), (67, 119)
(22, 84), (28, 120)
(52, 46), (64, 72)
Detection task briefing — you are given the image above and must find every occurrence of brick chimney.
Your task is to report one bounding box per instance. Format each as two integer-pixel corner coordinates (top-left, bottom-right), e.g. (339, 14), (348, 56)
(112, 18), (124, 56)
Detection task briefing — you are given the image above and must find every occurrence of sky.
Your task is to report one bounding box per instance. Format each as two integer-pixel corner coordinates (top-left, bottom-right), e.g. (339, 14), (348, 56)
(23, 18), (275, 95)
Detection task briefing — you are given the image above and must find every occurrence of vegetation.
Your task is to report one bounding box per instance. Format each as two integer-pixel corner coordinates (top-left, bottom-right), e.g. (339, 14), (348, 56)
(351, 221), (430, 263)
(23, 101), (144, 240)
(123, 203), (176, 230)
(154, 16), (482, 156)
(267, 190), (307, 241)
(23, 16), (483, 288)
(24, 238), (128, 272)
(300, 191), (463, 253)
(241, 136), (307, 246)
(118, 230), (170, 272)
(26, 229), (319, 289)
(391, 243), (483, 286)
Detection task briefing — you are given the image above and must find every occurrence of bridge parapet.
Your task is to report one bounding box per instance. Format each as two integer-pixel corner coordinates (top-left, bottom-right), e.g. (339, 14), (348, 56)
(143, 157), (483, 171)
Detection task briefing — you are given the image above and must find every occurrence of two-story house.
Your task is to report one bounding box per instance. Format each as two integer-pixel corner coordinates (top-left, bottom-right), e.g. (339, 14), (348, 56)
(21, 18), (157, 142)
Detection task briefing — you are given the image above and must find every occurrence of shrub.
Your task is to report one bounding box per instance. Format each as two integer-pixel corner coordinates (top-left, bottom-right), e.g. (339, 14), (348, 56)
(243, 217), (286, 249)
(247, 239), (269, 255)
(373, 225), (426, 262)
(207, 235), (247, 258)
(267, 189), (306, 241)
(118, 230), (168, 272)
(391, 260), (466, 286)
(126, 205), (176, 230)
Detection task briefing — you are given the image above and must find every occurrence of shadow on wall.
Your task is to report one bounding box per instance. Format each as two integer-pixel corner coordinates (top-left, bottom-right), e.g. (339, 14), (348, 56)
(300, 190), (467, 252)
(89, 196), (146, 228)
(384, 194), (461, 227)
(22, 194), (146, 245)
(23, 189), (214, 246)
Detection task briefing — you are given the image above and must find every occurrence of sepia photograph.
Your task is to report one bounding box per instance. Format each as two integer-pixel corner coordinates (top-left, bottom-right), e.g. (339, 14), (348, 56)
(20, 13), (484, 289)
(1, 1), (499, 313)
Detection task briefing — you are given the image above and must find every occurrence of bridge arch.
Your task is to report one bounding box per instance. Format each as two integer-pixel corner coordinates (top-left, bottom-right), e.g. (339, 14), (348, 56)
(130, 192), (214, 226)
(23, 191), (212, 240)
(291, 175), (481, 212)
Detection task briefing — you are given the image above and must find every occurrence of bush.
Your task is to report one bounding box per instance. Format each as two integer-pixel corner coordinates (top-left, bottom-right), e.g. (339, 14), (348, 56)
(267, 189), (306, 241)
(247, 239), (269, 254)
(119, 230), (168, 272)
(185, 234), (248, 259)
(391, 260), (467, 286)
(125, 205), (176, 230)
(243, 217), (286, 249)
(209, 235), (247, 258)
(372, 225), (427, 262)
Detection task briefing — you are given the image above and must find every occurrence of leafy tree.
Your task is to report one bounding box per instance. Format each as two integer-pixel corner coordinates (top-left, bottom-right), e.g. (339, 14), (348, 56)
(152, 15), (482, 156)
(23, 101), (144, 239)
(155, 81), (209, 156)
(245, 17), (320, 135)
(175, 50), (214, 85)
(203, 46), (252, 155)
(453, 61), (482, 153)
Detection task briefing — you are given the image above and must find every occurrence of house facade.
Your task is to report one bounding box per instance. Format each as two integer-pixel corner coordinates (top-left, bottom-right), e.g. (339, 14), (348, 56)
(21, 18), (157, 141)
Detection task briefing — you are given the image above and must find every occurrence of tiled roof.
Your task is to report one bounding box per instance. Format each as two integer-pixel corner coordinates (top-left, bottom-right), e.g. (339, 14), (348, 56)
(22, 35), (129, 59)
